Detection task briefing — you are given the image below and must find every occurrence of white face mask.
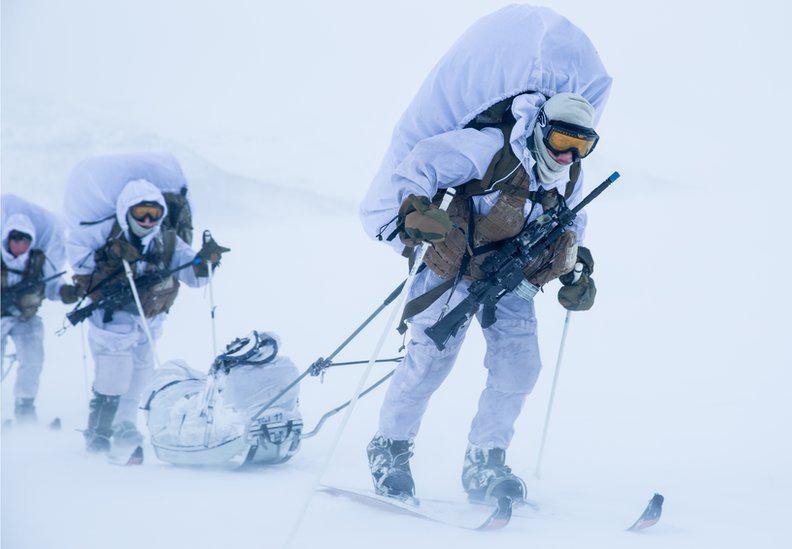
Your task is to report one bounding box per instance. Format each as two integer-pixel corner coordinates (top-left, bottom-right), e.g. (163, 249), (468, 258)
(126, 211), (158, 238)
(532, 122), (567, 184)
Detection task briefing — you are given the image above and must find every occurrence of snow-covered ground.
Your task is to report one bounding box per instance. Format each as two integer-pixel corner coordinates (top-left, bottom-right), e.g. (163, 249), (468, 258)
(2, 1), (791, 548)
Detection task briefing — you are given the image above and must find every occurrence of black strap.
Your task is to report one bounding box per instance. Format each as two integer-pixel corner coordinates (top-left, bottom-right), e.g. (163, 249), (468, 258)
(397, 277), (455, 334)
(2, 265), (25, 276)
(79, 214), (115, 227)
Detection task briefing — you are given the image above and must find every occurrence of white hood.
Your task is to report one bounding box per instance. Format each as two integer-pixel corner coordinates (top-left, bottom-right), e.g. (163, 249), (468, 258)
(115, 179), (168, 240)
(1, 213), (37, 268)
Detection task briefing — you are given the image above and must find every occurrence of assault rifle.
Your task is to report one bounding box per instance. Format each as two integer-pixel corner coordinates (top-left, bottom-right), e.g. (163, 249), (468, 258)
(1, 271), (66, 315)
(425, 171), (620, 351)
(66, 258), (202, 326)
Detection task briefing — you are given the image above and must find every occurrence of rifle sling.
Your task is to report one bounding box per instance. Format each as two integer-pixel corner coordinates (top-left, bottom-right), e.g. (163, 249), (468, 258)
(397, 277), (455, 335)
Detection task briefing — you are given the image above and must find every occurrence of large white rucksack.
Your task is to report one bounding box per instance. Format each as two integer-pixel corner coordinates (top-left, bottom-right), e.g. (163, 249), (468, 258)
(63, 151), (194, 272)
(361, 5), (613, 246)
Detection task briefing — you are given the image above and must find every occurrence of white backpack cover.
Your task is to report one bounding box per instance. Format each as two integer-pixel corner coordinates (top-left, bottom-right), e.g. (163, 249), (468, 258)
(369, 5), (612, 199)
(63, 151), (191, 270)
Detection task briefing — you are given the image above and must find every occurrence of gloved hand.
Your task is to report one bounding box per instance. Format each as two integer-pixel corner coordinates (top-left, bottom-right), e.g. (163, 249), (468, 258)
(557, 246), (597, 311)
(105, 239), (141, 263)
(526, 230), (578, 286)
(197, 236), (230, 265)
(194, 236), (230, 277)
(399, 195), (453, 245)
(59, 284), (82, 304)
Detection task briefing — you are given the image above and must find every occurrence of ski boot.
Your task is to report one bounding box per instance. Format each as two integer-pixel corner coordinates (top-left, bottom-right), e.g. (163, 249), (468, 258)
(462, 444), (526, 505)
(367, 434), (416, 501)
(84, 391), (120, 453)
(14, 397), (37, 424)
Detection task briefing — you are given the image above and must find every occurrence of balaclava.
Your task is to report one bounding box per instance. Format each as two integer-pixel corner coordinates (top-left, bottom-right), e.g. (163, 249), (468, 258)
(531, 92), (596, 184)
(127, 210), (159, 238)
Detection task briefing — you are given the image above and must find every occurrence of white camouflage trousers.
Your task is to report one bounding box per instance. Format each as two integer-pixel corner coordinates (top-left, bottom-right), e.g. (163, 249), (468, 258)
(1, 316), (45, 400)
(88, 310), (162, 428)
(379, 269), (543, 449)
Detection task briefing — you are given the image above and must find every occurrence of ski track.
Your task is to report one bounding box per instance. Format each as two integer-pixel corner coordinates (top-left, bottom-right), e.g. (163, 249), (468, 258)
(2, 2), (791, 548)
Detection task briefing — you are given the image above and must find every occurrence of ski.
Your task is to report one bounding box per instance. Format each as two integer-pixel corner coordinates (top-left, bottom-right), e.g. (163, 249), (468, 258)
(319, 485), (512, 531)
(626, 493), (664, 532)
(108, 445), (144, 466)
(475, 496), (513, 531)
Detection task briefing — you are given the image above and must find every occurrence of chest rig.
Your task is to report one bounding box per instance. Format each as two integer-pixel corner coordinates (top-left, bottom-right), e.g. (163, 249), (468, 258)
(1, 249), (47, 318)
(78, 222), (181, 321)
(398, 96), (581, 332)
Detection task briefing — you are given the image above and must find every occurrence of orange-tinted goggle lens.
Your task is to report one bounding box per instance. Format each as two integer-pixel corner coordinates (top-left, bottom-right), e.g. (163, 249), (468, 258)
(130, 203), (164, 222)
(546, 129), (597, 158)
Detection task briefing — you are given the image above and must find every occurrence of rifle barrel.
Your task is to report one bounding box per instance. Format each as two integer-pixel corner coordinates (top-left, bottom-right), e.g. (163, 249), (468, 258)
(572, 171), (620, 215)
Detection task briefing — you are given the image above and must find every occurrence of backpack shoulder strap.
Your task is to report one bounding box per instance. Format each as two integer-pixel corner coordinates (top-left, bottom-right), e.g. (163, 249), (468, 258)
(457, 124), (520, 199)
(25, 250), (46, 280)
(161, 228), (178, 266)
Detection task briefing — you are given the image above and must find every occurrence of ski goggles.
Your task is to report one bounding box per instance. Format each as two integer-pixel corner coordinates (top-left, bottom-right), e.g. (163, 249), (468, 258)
(7, 230), (32, 242)
(540, 119), (599, 160)
(129, 202), (164, 223)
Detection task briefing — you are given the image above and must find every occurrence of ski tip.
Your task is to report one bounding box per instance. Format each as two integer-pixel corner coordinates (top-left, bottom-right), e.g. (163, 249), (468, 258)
(626, 492), (664, 532)
(49, 417), (62, 431)
(476, 496), (513, 531)
(126, 446), (144, 466)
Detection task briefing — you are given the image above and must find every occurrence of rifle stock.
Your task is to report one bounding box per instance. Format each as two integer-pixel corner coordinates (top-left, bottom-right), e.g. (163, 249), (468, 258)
(424, 294), (479, 350)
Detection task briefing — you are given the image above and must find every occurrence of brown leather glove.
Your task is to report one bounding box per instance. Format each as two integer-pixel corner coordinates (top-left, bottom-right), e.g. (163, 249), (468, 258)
(59, 284), (82, 304)
(194, 237), (230, 277)
(399, 195), (453, 245)
(197, 236), (230, 265)
(525, 230), (578, 286)
(557, 246), (597, 311)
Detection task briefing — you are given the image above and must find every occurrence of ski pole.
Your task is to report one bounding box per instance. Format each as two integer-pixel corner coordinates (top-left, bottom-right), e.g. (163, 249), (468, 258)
(80, 322), (90, 402)
(534, 309), (572, 479)
(203, 230), (219, 358)
(122, 259), (161, 369)
(283, 191), (455, 548)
